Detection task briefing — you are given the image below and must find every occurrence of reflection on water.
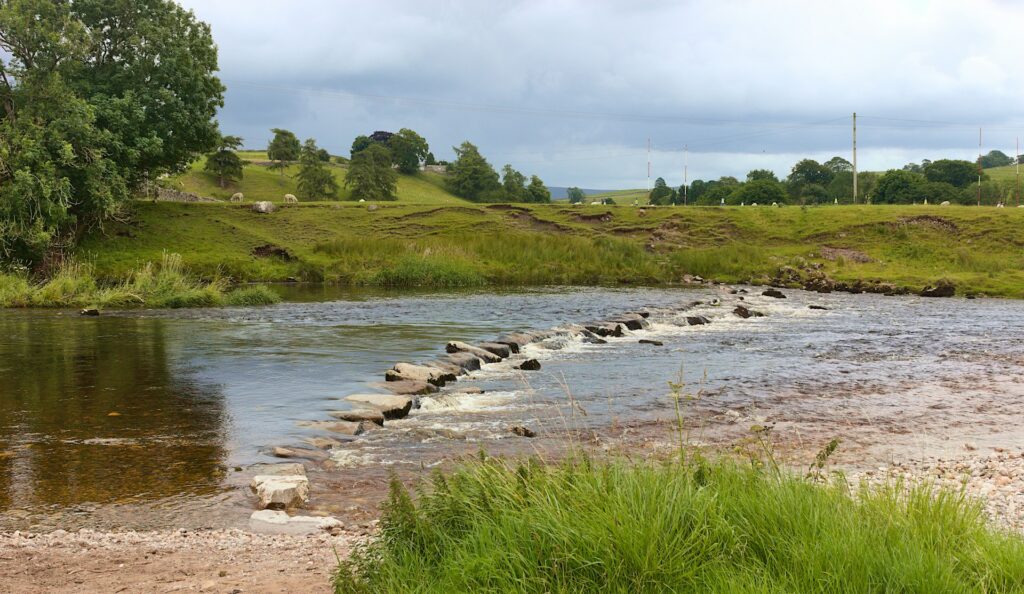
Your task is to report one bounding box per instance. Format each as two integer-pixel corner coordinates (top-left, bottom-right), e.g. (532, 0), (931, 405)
(0, 313), (229, 516)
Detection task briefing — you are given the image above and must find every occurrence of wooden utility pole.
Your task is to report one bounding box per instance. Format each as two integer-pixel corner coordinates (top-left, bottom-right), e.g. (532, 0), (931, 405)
(683, 144), (688, 206)
(646, 137), (651, 195)
(852, 112), (858, 204)
(977, 127), (982, 206)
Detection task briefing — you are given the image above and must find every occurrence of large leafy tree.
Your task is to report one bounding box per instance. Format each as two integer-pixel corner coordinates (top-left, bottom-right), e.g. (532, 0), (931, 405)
(870, 170), (925, 204)
(501, 164), (527, 201)
(388, 128), (429, 174)
(0, 0), (224, 261)
(746, 169), (778, 183)
(204, 135), (244, 188)
(525, 175), (551, 203)
(566, 187), (586, 204)
(979, 150), (1013, 169)
(267, 128), (300, 175)
(924, 159), (980, 188)
(732, 179), (787, 205)
(345, 143), (397, 201)
(446, 141), (501, 201)
(296, 138), (338, 200)
(649, 177), (672, 204)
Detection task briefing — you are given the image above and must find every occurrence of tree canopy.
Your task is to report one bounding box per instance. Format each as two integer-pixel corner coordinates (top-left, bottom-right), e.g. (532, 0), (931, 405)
(345, 143), (397, 201)
(0, 0), (224, 261)
(296, 138), (338, 200)
(388, 128), (430, 174)
(923, 159), (979, 188)
(566, 187), (586, 204)
(980, 150), (1013, 169)
(447, 142), (501, 201)
(526, 175), (551, 203)
(267, 128), (300, 174)
(204, 136), (244, 188)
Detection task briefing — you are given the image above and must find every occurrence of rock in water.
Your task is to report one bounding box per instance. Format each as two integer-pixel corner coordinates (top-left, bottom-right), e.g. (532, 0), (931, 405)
(733, 305), (765, 319)
(445, 341), (502, 363)
(250, 475), (309, 510)
(686, 316), (710, 326)
(444, 352), (482, 372)
(251, 201), (275, 214)
(762, 288), (786, 299)
(638, 339), (664, 346)
(516, 359), (541, 371)
(344, 393), (414, 419)
(451, 386), (484, 394)
(328, 409), (385, 426)
(808, 305), (829, 310)
(295, 420), (368, 435)
(79, 308), (100, 317)
(272, 446), (327, 461)
(920, 280), (955, 298)
(510, 425), (536, 438)
(375, 380), (437, 395)
(387, 363), (456, 386)
(476, 342), (513, 358)
(248, 462), (306, 477)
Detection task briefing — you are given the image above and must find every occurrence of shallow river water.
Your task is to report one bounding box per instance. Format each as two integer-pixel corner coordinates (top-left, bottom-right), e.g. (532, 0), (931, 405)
(2, 285), (1023, 530)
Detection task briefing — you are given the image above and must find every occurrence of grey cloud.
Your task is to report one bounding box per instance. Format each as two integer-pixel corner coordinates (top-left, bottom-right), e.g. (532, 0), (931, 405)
(179, 0), (1024, 187)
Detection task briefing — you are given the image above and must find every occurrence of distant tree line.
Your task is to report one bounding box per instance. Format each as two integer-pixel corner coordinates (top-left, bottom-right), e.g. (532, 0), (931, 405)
(658, 152), (1020, 207)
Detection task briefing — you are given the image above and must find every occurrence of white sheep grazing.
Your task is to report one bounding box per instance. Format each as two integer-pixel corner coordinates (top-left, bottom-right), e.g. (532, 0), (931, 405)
(284, 194), (298, 203)
(940, 201), (950, 206)
(230, 193), (244, 202)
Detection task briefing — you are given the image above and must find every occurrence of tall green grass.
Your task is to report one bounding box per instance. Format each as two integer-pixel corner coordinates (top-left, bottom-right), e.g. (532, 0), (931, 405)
(335, 455), (1024, 593)
(0, 254), (281, 309)
(314, 231), (663, 286)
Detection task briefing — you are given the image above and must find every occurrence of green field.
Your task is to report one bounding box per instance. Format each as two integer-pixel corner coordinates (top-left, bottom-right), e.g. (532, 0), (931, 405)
(70, 202), (1024, 298)
(167, 157), (466, 205)
(585, 188), (653, 205)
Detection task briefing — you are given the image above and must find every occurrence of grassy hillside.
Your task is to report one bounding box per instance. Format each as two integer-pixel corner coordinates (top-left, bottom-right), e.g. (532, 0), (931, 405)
(74, 202), (1024, 298)
(166, 157), (466, 205)
(585, 188), (652, 205)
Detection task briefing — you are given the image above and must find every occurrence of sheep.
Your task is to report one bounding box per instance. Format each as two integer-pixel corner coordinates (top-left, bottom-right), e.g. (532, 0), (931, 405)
(230, 193), (244, 202)
(284, 194), (298, 203)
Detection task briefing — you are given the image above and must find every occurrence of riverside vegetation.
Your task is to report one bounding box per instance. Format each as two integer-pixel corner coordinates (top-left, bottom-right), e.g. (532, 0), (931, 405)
(3, 201), (1013, 308)
(334, 453), (1024, 593)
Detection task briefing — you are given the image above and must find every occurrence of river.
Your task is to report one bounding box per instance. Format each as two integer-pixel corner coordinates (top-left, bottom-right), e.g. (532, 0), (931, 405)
(2, 285), (1023, 531)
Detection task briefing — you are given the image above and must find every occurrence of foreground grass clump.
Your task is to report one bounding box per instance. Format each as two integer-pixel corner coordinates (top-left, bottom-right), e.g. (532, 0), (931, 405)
(0, 254), (280, 309)
(336, 456), (1024, 593)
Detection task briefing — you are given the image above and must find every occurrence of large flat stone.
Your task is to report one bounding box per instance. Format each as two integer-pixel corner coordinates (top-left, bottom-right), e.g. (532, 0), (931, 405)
(373, 380), (437, 395)
(296, 420), (368, 435)
(476, 342), (512, 358)
(249, 510), (343, 535)
(387, 363), (456, 386)
(445, 341), (502, 363)
(445, 352), (482, 371)
(328, 409), (385, 426)
(250, 475), (309, 510)
(344, 393), (413, 419)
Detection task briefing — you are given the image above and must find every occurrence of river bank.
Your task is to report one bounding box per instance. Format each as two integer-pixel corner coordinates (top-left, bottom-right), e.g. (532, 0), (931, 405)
(62, 202), (1024, 299)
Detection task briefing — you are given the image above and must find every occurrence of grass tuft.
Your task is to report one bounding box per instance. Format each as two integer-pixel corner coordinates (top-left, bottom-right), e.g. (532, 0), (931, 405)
(335, 455), (1024, 593)
(0, 253), (280, 309)
(224, 284), (282, 306)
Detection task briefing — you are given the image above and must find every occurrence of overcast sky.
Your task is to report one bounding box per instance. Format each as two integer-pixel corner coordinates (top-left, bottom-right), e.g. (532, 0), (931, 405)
(178, 0), (1024, 189)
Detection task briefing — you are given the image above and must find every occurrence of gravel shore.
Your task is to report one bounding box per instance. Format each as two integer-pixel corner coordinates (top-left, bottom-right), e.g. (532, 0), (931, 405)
(851, 448), (1024, 533)
(0, 528), (361, 593)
